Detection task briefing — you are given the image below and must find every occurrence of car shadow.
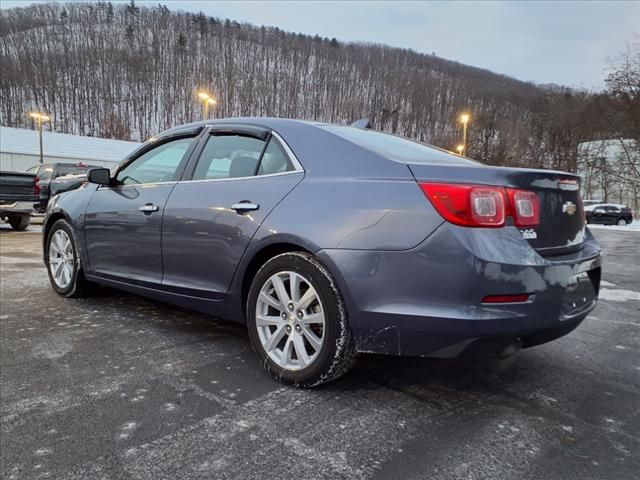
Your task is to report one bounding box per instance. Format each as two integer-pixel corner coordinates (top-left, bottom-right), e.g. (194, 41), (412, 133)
(88, 284), (536, 398)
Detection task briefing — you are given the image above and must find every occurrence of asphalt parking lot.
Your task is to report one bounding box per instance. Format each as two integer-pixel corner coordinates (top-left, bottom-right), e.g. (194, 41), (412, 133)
(1, 225), (639, 480)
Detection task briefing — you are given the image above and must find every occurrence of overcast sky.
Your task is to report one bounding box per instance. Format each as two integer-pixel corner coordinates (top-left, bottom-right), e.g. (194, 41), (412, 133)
(3, 0), (639, 89)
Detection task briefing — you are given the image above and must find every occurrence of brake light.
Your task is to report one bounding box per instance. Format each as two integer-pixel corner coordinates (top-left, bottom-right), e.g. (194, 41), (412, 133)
(506, 189), (540, 227)
(34, 176), (41, 196)
(419, 183), (507, 227)
(420, 182), (541, 229)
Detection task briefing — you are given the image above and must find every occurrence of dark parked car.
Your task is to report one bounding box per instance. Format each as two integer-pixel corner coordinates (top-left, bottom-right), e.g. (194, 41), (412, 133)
(43, 118), (602, 387)
(585, 203), (634, 226)
(27, 162), (101, 212)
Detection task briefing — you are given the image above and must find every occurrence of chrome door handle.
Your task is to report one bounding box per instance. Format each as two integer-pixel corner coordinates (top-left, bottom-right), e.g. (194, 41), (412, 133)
(231, 202), (259, 213)
(139, 203), (160, 215)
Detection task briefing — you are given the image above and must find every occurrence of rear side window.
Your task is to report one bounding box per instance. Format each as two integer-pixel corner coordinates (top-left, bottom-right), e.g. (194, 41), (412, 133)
(321, 126), (478, 165)
(193, 135), (265, 180)
(258, 138), (294, 175)
(192, 134), (295, 180)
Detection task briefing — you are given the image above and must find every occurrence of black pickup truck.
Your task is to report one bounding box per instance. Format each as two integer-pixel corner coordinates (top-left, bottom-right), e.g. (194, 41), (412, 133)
(0, 171), (38, 230)
(28, 162), (101, 212)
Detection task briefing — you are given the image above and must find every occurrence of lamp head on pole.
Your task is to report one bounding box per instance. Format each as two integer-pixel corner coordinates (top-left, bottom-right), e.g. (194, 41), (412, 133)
(29, 112), (50, 121)
(459, 113), (470, 124)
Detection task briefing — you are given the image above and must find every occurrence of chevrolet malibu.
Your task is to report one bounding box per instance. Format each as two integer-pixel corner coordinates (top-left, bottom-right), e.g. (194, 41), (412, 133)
(43, 118), (602, 387)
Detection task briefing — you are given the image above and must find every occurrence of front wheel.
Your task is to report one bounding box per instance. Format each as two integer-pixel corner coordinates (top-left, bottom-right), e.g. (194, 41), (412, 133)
(247, 252), (357, 387)
(45, 219), (97, 297)
(616, 218), (628, 226)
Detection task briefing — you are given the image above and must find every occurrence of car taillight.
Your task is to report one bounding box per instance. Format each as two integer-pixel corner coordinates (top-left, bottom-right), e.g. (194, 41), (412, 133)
(34, 176), (41, 196)
(419, 183), (507, 227)
(506, 189), (540, 227)
(419, 182), (541, 229)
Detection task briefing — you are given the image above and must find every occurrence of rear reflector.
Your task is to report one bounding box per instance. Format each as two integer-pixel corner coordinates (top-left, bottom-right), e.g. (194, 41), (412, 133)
(419, 183), (507, 228)
(482, 294), (530, 304)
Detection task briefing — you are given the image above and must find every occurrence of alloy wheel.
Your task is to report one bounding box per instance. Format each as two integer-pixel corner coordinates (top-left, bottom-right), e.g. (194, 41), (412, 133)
(255, 271), (325, 370)
(49, 230), (74, 289)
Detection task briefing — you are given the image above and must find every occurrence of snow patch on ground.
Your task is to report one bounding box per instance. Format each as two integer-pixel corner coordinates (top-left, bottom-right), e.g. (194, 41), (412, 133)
(588, 220), (640, 232)
(599, 288), (640, 301)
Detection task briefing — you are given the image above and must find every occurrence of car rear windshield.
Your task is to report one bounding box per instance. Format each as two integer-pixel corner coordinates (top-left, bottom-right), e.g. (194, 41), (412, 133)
(321, 125), (479, 165)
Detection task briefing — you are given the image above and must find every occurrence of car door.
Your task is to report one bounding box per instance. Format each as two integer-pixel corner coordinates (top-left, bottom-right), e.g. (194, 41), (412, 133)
(161, 127), (304, 298)
(84, 135), (197, 285)
(604, 205), (619, 223)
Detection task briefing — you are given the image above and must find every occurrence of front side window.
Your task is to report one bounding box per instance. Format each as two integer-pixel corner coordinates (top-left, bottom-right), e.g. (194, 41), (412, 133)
(116, 138), (193, 185)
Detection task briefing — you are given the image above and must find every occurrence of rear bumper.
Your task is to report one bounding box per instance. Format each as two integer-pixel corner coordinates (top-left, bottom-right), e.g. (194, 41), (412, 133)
(318, 224), (602, 357)
(0, 202), (34, 215)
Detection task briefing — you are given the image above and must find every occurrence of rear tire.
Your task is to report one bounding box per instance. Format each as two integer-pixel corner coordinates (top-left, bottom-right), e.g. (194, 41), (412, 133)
(45, 219), (98, 297)
(616, 218), (628, 226)
(246, 252), (357, 387)
(8, 215), (30, 231)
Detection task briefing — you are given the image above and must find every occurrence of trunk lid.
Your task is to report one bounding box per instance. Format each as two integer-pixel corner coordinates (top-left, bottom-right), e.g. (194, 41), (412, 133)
(408, 163), (585, 256)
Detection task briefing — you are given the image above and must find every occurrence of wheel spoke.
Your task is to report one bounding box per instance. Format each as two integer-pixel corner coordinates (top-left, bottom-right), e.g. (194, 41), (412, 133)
(263, 325), (286, 352)
(282, 336), (294, 364)
(289, 273), (301, 303)
(301, 325), (322, 351)
(292, 334), (310, 367)
(54, 260), (65, 279)
(256, 315), (284, 327)
(259, 291), (281, 310)
(271, 274), (291, 306)
(62, 264), (72, 284)
(49, 257), (62, 267)
(296, 286), (317, 311)
(50, 241), (61, 257)
(54, 232), (66, 254)
(301, 312), (324, 326)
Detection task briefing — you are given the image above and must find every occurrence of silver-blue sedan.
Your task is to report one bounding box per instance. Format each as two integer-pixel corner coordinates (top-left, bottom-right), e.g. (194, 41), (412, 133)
(43, 118), (602, 386)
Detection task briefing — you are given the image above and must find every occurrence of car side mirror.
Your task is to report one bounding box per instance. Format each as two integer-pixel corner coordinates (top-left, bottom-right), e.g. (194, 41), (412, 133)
(87, 168), (111, 185)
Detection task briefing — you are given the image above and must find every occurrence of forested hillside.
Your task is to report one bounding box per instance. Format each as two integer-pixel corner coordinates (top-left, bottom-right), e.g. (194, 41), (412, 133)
(0, 1), (636, 177)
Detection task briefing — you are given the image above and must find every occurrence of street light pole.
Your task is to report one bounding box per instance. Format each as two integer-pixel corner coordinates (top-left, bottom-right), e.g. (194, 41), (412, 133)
(459, 113), (470, 157)
(29, 112), (50, 164)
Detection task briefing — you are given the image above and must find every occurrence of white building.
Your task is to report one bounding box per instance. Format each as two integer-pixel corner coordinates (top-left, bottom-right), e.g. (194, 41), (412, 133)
(0, 126), (140, 172)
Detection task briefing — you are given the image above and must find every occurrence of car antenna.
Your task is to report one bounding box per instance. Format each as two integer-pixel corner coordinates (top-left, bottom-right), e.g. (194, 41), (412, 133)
(351, 118), (372, 129)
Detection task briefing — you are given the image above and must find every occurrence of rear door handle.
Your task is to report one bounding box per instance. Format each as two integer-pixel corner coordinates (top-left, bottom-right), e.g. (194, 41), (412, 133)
(139, 203), (160, 215)
(231, 202), (259, 213)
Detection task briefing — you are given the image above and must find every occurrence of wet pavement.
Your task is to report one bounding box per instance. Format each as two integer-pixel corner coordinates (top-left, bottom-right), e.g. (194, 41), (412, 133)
(1, 224), (638, 479)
